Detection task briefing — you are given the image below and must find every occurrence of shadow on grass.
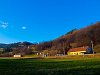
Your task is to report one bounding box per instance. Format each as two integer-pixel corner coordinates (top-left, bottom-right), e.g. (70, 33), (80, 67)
(0, 68), (100, 75)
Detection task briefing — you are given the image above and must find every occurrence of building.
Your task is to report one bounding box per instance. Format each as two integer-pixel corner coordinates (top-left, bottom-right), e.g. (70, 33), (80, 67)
(67, 46), (93, 55)
(0, 48), (4, 52)
(13, 54), (22, 57)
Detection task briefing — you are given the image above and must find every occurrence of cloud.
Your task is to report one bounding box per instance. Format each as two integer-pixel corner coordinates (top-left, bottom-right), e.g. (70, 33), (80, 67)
(1, 25), (8, 29)
(22, 26), (27, 30)
(0, 21), (8, 29)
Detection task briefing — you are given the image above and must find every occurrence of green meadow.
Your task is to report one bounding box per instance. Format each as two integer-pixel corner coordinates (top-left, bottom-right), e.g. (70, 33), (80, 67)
(0, 58), (100, 75)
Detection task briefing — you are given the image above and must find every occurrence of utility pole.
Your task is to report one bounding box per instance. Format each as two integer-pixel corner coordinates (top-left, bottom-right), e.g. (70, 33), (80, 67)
(91, 40), (94, 56)
(63, 42), (65, 55)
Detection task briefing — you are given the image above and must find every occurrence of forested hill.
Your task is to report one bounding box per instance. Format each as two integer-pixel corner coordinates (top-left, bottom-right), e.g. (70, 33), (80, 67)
(57, 22), (100, 47)
(36, 22), (100, 53)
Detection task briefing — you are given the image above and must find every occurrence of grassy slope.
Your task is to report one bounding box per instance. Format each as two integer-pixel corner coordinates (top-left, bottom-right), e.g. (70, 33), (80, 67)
(0, 58), (100, 75)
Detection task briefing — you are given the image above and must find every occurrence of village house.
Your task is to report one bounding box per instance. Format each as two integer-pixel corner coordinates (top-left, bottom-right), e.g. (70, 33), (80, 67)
(13, 54), (22, 57)
(0, 48), (4, 52)
(67, 46), (93, 55)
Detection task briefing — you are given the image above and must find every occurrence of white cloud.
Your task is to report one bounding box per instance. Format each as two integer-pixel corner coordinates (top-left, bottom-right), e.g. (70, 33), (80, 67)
(1, 25), (8, 29)
(22, 26), (27, 30)
(0, 21), (8, 29)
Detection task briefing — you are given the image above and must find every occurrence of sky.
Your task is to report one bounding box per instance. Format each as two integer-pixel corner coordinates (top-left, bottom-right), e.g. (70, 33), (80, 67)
(0, 0), (100, 44)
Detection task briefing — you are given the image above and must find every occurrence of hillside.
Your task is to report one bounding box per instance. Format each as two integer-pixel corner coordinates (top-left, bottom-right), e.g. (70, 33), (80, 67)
(0, 43), (7, 48)
(57, 22), (100, 47)
(36, 22), (100, 53)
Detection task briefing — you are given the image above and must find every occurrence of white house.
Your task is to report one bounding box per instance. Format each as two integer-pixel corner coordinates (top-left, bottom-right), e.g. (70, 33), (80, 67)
(13, 54), (22, 57)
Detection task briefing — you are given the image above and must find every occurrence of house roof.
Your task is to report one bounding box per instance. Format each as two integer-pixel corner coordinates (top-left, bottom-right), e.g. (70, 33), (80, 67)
(68, 46), (88, 52)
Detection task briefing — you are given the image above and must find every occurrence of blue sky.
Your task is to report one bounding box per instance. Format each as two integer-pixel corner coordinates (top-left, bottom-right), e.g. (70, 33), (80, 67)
(0, 0), (100, 44)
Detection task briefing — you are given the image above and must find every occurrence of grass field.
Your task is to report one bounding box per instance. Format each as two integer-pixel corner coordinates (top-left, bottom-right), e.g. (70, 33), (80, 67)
(0, 57), (100, 75)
